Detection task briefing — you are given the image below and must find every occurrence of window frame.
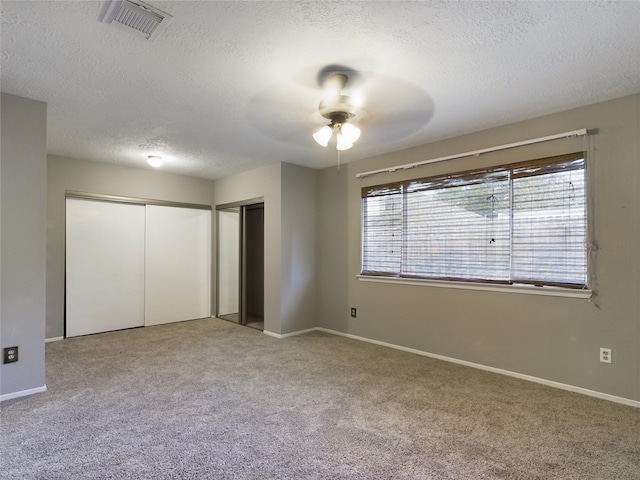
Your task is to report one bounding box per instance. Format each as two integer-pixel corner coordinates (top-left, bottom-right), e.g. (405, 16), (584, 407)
(360, 152), (590, 295)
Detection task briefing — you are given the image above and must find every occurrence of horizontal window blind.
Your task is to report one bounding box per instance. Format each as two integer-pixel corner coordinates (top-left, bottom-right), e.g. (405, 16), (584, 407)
(362, 189), (403, 274)
(361, 152), (587, 288)
(511, 156), (586, 287)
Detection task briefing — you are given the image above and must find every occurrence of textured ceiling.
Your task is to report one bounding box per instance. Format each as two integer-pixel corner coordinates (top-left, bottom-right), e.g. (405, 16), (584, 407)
(2, 1), (639, 180)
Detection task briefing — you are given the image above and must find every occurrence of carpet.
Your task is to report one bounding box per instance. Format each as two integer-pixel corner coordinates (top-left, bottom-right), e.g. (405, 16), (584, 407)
(1, 318), (638, 479)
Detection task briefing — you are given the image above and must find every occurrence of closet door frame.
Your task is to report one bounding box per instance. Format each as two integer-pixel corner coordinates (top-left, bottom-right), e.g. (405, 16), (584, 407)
(66, 191), (210, 212)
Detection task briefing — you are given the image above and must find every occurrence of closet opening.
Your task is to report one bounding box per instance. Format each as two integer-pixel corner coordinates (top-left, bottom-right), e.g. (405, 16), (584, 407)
(216, 200), (264, 331)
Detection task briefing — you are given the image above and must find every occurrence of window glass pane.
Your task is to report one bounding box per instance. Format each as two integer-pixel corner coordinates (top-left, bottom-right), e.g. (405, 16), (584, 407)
(362, 193), (402, 274)
(511, 164), (586, 285)
(404, 178), (510, 280)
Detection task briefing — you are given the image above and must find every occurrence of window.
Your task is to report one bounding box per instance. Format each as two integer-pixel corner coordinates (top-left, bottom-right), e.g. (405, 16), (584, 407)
(361, 153), (587, 289)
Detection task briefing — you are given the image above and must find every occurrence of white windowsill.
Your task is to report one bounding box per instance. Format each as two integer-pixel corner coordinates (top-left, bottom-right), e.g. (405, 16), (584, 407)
(357, 275), (592, 299)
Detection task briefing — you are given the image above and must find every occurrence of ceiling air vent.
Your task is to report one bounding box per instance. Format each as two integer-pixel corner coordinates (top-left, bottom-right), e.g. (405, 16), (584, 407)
(99, 0), (172, 41)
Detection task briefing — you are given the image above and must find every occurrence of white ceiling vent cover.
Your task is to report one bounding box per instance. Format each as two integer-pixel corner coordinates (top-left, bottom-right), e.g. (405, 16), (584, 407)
(99, 0), (172, 41)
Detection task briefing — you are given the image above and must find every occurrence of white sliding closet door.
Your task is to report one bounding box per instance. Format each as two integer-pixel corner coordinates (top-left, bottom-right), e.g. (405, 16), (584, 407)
(144, 205), (211, 326)
(66, 198), (146, 337)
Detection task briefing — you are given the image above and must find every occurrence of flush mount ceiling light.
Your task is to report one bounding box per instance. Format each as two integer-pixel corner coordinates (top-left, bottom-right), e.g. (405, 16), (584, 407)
(147, 155), (163, 167)
(313, 73), (363, 151)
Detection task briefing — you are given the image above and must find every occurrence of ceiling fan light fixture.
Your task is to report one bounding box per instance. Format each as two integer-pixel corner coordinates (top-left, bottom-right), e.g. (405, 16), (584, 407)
(336, 133), (353, 151)
(313, 118), (360, 150)
(313, 125), (333, 147)
(340, 122), (361, 144)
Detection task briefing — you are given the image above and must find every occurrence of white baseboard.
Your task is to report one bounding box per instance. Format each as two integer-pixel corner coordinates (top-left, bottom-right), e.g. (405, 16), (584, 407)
(263, 327), (317, 339)
(45, 336), (64, 343)
(0, 385), (47, 402)
(278, 326), (640, 409)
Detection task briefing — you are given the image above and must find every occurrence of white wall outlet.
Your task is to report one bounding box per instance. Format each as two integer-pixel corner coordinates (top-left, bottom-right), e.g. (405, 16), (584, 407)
(600, 347), (612, 364)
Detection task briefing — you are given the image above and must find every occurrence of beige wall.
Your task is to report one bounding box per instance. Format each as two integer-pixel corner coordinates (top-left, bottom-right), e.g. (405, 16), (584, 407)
(212, 162), (318, 335)
(1, 93), (47, 398)
(280, 163), (318, 333)
(47, 156), (216, 339)
(317, 94), (640, 402)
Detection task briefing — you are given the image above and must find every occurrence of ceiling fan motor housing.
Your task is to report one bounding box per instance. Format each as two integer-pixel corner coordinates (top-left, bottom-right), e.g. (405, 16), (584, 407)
(318, 95), (362, 125)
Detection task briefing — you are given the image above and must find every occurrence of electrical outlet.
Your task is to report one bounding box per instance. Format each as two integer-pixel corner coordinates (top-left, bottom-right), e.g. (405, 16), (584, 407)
(600, 347), (611, 364)
(3, 346), (18, 364)
(350, 307), (357, 318)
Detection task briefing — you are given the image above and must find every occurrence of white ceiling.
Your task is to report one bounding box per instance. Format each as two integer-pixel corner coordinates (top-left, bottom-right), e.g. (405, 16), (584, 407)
(2, 1), (639, 180)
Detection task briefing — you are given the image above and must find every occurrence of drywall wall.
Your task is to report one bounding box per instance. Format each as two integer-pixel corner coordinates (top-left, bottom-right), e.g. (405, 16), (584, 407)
(1, 93), (47, 399)
(280, 162), (318, 333)
(317, 93), (640, 402)
(213, 162), (318, 335)
(47, 155), (216, 339)
(316, 167), (349, 333)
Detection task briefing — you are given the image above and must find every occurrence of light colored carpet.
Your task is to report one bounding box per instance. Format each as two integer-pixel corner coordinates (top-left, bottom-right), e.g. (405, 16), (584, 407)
(1, 318), (639, 479)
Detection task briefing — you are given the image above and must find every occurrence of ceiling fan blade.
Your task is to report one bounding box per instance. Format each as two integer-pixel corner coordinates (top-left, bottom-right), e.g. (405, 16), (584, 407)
(361, 107), (435, 146)
(245, 81), (320, 146)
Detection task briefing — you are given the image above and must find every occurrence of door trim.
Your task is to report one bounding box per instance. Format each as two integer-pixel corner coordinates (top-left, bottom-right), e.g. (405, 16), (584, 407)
(66, 190), (212, 210)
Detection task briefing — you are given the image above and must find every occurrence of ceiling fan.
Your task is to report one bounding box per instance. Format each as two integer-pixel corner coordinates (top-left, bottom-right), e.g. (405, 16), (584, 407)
(312, 69), (366, 151)
(245, 64), (434, 155)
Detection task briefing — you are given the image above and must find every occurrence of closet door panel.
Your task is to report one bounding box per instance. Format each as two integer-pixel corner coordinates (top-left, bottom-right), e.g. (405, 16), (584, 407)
(217, 208), (240, 318)
(145, 205), (211, 326)
(66, 198), (146, 337)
